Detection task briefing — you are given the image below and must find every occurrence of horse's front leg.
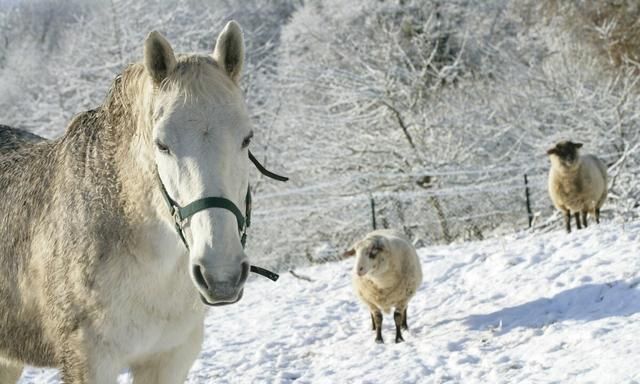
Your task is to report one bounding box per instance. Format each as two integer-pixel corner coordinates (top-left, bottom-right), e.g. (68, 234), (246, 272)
(132, 324), (204, 384)
(0, 358), (23, 384)
(60, 335), (121, 384)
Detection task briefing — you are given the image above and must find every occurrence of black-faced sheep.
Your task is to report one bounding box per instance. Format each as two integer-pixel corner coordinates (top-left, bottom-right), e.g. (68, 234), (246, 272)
(346, 230), (422, 343)
(547, 141), (608, 233)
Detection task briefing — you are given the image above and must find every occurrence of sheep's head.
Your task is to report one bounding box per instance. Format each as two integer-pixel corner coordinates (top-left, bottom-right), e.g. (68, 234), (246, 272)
(547, 141), (583, 170)
(347, 236), (390, 278)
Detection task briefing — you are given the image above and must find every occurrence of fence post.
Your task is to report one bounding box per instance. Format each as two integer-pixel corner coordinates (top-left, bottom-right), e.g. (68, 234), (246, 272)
(369, 193), (377, 230)
(524, 174), (533, 228)
(429, 195), (453, 243)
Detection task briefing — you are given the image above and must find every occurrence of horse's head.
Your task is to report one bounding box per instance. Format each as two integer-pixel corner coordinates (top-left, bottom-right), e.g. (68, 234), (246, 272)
(144, 22), (251, 305)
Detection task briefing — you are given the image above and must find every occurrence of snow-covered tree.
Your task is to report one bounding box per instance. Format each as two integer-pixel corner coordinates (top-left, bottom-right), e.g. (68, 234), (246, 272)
(1, 0), (639, 270)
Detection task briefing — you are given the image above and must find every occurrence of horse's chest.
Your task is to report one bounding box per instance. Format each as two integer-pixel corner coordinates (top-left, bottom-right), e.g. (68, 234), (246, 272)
(103, 256), (204, 359)
(114, 303), (202, 360)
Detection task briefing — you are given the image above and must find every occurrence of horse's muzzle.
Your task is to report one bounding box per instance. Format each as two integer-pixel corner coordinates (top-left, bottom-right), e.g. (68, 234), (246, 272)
(199, 288), (244, 306)
(192, 261), (249, 306)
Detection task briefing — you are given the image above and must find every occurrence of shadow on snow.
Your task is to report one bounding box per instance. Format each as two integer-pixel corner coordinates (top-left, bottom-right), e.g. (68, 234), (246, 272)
(462, 280), (640, 334)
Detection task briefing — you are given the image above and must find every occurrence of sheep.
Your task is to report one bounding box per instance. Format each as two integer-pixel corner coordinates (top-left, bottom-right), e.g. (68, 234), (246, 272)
(547, 140), (608, 233)
(346, 229), (423, 343)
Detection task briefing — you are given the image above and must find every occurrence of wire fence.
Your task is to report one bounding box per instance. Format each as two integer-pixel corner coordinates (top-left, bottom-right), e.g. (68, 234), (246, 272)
(245, 149), (640, 271)
(247, 160), (555, 270)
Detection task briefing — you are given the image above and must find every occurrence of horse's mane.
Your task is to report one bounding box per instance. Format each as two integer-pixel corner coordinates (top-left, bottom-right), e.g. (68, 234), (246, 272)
(102, 54), (236, 117)
(59, 54), (238, 162)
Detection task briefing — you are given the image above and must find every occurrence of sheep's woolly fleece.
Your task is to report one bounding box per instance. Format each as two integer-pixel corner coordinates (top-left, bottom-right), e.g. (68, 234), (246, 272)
(20, 220), (640, 383)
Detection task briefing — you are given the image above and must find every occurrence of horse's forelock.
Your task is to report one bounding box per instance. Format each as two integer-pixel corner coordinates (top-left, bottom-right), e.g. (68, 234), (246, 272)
(162, 55), (240, 104)
(97, 55), (241, 146)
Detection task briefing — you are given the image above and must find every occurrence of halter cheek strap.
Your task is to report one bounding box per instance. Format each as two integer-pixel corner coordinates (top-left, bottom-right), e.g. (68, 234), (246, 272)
(156, 150), (287, 282)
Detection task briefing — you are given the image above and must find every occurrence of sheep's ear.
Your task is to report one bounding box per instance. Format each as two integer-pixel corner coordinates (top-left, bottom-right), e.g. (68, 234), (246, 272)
(212, 21), (244, 84)
(343, 248), (356, 258)
(573, 142), (583, 149)
(546, 148), (557, 156)
(144, 31), (177, 85)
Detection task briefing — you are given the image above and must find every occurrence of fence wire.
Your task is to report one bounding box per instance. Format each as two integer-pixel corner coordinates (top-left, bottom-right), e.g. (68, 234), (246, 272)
(245, 150), (640, 271)
(247, 162), (551, 270)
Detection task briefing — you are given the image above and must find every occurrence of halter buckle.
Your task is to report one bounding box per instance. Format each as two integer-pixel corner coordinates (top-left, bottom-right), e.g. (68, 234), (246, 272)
(155, 153), (287, 282)
(172, 206), (185, 228)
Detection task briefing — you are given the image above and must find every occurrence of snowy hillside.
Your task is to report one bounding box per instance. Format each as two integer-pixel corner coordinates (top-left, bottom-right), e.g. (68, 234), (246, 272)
(20, 220), (640, 383)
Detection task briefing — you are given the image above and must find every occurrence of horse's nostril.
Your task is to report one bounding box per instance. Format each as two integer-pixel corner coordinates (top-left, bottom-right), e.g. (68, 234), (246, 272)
(239, 261), (250, 284)
(193, 265), (210, 291)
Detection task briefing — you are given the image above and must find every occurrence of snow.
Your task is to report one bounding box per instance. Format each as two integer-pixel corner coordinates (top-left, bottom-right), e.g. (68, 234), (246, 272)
(19, 220), (640, 383)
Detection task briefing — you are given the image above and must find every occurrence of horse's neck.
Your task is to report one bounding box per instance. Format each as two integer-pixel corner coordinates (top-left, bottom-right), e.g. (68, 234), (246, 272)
(116, 149), (187, 269)
(101, 77), (187, 262)
(98, 68), (157, 217)
(56, 112), (187, 280)
(56, 73), (168, 239)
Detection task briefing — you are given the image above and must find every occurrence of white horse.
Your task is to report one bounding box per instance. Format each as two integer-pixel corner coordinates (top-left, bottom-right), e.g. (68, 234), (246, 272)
(0, 21), (277, 383)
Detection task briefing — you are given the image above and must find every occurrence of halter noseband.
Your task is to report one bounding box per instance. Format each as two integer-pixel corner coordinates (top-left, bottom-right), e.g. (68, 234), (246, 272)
(156, 150), (286, 283)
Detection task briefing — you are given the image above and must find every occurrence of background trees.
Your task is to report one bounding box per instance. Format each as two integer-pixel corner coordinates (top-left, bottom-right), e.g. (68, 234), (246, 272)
(1, 0), (638, 269)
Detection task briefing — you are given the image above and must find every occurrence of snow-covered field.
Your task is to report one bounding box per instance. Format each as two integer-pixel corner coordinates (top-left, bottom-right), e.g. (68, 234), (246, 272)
(20, 220), (640, 383)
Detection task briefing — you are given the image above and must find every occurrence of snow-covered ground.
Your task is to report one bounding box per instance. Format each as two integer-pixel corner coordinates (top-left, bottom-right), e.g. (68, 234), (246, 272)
(20, 220), (640, 383)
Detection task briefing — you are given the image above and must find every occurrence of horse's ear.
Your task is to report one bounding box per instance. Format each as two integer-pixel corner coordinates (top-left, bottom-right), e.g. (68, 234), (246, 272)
(144, 31), (177, 85)
(212, 21), (244, 84)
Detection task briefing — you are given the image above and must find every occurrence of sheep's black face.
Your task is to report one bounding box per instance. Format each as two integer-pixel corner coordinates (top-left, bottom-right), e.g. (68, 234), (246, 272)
(547, 141), (583, 167)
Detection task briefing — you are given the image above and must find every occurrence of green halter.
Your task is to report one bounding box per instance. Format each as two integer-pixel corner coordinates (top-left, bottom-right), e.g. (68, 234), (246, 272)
(156, 150), (286, 282)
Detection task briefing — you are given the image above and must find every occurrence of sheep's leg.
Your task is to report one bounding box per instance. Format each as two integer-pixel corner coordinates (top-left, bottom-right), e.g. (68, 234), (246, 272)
(393, 310), (405, 343)
(574, 212), (582, 230)
(596, 208), (601, 224)
(373, 310), (384, 344)
(581, 212), (588, 228)
(564, 210), (572, 233)
(370, 312), (376, 331)
(402, 307), (408, 330)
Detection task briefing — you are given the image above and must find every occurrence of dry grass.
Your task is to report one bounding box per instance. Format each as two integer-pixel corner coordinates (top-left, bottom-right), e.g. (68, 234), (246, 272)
(534, 0), (640, 68)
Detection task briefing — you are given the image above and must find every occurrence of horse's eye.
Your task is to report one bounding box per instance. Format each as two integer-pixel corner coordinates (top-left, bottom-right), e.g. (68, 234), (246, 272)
(242, 132), (254, 149)
(155, 140), (170, 154)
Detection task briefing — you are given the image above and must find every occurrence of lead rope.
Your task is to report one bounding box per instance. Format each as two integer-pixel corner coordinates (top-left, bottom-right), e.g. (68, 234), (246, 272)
(247, 151), (288, 281)
(156, 150), (287, 283)
(249, 151), (289, 182)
